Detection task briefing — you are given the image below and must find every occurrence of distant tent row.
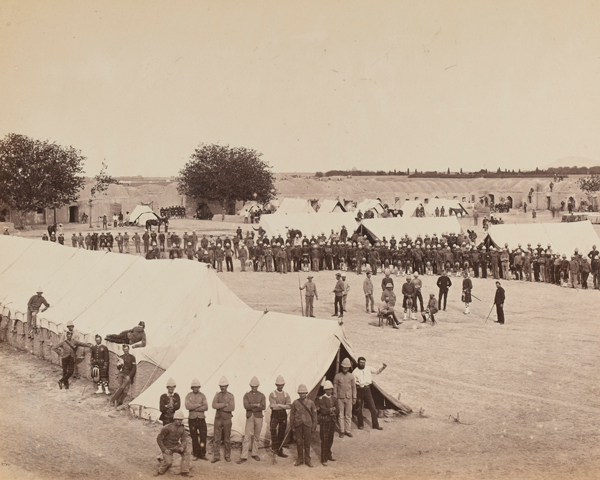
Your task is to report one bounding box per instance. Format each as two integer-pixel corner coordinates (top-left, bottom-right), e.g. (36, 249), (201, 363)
(357, 217), (463, 244)
(484, 221), (600, 255)
(400, 199), (468, 217)
(354, 199), (385, 216)
(260, 212), (359, 238)
(273, 198), (315, 215)
(131, 306), (411, 441)
(318, 199), (346, 213)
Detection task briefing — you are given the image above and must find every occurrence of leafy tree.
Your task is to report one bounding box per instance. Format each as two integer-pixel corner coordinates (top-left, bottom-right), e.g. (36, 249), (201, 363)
(577, 174), (600, 211)
(177, 144), (276, 210)
(0, 133), (86, 225)
(315, 171), (324, 178)
(87, 162), (120, 227)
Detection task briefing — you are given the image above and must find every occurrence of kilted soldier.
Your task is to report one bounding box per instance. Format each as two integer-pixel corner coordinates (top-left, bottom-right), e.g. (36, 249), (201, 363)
(185, 378), (209, 461)
(316, 380), (337, 466)
(159, 378), (181, 425)
(462, 271), (473, 315)
(90, 334), (110, 394)
(290, 383), (317, 467)
(269, 376), (291, 457)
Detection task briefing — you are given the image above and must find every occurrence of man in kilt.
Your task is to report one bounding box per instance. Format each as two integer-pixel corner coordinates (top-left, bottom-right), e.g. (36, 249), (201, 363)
(462, 271), (473, 315)
(316, 380), (338, 466)
(268, 376), (291, 457)
(90, 334), (110, 394)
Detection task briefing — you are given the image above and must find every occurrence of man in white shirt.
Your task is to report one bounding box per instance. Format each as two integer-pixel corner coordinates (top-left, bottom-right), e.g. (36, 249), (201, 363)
(352, 357), (386, 431)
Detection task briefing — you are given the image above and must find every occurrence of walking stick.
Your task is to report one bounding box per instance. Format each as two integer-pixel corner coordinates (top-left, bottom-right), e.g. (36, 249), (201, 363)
(471, 293), (483, 302)
(298, 274), (304, 316)
(485, 303), (495, 323)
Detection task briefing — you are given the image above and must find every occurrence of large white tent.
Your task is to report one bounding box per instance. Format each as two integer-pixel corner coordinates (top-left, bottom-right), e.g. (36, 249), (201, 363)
(399, 200), (429, 217)
(357, 216), (462, 243)
(129, 205), (160, 225)
(130, 306), (410, 441)
(424, 198), (468, 217)
(260, 212), (358, 239)
(318, 199), (346, 213)
(355, 199), (385, 216)
(485, 221), (600, 255)
(273, 198), (315, 215)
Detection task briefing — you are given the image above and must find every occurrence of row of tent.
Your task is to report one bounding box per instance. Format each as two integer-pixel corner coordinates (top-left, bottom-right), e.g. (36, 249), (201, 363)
(259, 213), (463, 241)
(0, 235), (409, 441)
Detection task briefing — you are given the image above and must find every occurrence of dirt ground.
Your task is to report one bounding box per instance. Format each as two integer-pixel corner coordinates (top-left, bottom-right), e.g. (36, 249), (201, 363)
(1, 210), (599, 480)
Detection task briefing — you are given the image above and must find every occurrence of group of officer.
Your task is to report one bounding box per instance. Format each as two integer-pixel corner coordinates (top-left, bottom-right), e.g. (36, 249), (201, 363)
(153, 356), (386, 476)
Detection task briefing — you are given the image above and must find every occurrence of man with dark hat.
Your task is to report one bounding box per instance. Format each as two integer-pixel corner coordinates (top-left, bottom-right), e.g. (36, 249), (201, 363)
(290, 384), (317, 467)
(105, 321), (147, 348)
(90, 334), (110, 394)
(269, 375), (291, 457)
(299, 275), (318, 317)
(27, 287), (50, 339)
(493, 281), (506, 324)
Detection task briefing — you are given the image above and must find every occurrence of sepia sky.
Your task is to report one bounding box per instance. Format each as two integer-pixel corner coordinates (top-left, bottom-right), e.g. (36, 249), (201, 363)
(1, 0), (599, 177)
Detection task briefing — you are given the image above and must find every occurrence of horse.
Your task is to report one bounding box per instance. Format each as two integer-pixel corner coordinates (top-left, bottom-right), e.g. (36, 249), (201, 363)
(145, 217), (168, 232)
(47, 223), (57, 236)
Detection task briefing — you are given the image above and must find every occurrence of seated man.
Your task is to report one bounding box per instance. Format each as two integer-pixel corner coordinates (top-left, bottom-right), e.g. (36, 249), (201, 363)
(105, 321), (147, 349)
(155, 410), (192, 477)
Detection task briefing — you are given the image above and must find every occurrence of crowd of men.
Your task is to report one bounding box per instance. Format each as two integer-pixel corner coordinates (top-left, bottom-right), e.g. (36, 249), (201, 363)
(152, 356), (386, 475)
(160, 206), (186, 218)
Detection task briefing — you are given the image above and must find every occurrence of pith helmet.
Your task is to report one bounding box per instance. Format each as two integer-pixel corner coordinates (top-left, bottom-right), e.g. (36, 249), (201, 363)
(219, 376), (229, 387)
(323, 380), (334, 390)
(166, 378), (176, 388)
(250, 376), (260, 387)
(275, 375), (285, 385)
(173, 410), (185, 420)
(191, 378), (201, 388)
(341, 358), (352, 368)
(297, 384), (308, 394)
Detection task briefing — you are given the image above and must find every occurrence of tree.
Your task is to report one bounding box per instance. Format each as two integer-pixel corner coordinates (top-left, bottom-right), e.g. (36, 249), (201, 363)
(88, 162), (120, 228)
(577, 174), (600, 211)
(0, 133), (86, 225)
(177, 144), (276, 211)
(315, 171), (324, 178)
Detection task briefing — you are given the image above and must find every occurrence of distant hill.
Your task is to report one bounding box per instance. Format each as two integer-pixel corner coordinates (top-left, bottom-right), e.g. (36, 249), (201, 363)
(544, 156), (600, 169)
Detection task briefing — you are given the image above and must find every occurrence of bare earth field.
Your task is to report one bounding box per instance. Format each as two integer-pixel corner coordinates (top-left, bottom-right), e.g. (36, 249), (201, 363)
(1, 211), (599, 480)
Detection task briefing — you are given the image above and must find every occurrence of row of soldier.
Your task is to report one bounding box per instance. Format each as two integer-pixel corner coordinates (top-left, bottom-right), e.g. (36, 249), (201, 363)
(160, 206), (186, 219)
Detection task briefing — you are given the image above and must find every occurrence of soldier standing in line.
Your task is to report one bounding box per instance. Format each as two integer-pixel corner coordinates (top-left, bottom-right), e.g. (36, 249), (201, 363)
(185, 378), (209, 461)
(332, 273), (345, 318)
(159, 378), (181, 425)
(462, 271), (473, 315)
(290, 384), (317, 467)
(90, 334), (110, 395)
(269, 376), (291, 457)
(123, 232), (130, 253)
(333, 358), (356, 438)
(211, 377), (235, 463)
(316, 380), (338, 466)
(237, 376), (266, 464)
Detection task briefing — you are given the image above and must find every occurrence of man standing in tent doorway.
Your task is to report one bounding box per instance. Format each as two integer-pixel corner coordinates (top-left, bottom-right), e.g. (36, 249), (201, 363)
(290, 384), (317, 467)
(238, 376), (266, 463)
(27, 287), (50, 339)
(299, 275), (318, 317)
(105, 321), (147, 349)
(493, 281), (506, 325)
(334, 358), (356, 438)
(186, 378), (209, 461)
(269, 376), (291, 457)
(353, 357), (386, 432)
(211, 377), (235, 463)
(332, 273), (345, 319)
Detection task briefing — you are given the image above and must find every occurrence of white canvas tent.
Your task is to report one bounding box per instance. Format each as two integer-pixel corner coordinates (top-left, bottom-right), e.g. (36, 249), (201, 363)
(355, 199), (385, 216)
(130, 306), (410, 441)
(260, 212), (358, 239)
(399, 200), (430, 217)
(273, 198), (315, 215)
(129, 205), (160, 225)
(485, 221), (600, 255)
(424, 198), (468, 217)
(357, 216), (462, 243)
(318, 199), (346, 213)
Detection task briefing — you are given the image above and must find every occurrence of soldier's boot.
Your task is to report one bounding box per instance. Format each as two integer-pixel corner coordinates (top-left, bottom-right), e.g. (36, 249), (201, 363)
(95, 385), (103, 394)
(403, 312), (407, 321)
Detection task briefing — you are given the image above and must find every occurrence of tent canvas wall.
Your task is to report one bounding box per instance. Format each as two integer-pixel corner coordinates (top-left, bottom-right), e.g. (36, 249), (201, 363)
(273, 198), (315, 215)
(260, 212), (358, 239)
(0, 235), (249, 399)
(130, 306), (410, 442)
(399, 200), (430, 217)
(485, 221), (600, 255)
(355, 199), (385, 216)
(424, 198), (468, 217)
